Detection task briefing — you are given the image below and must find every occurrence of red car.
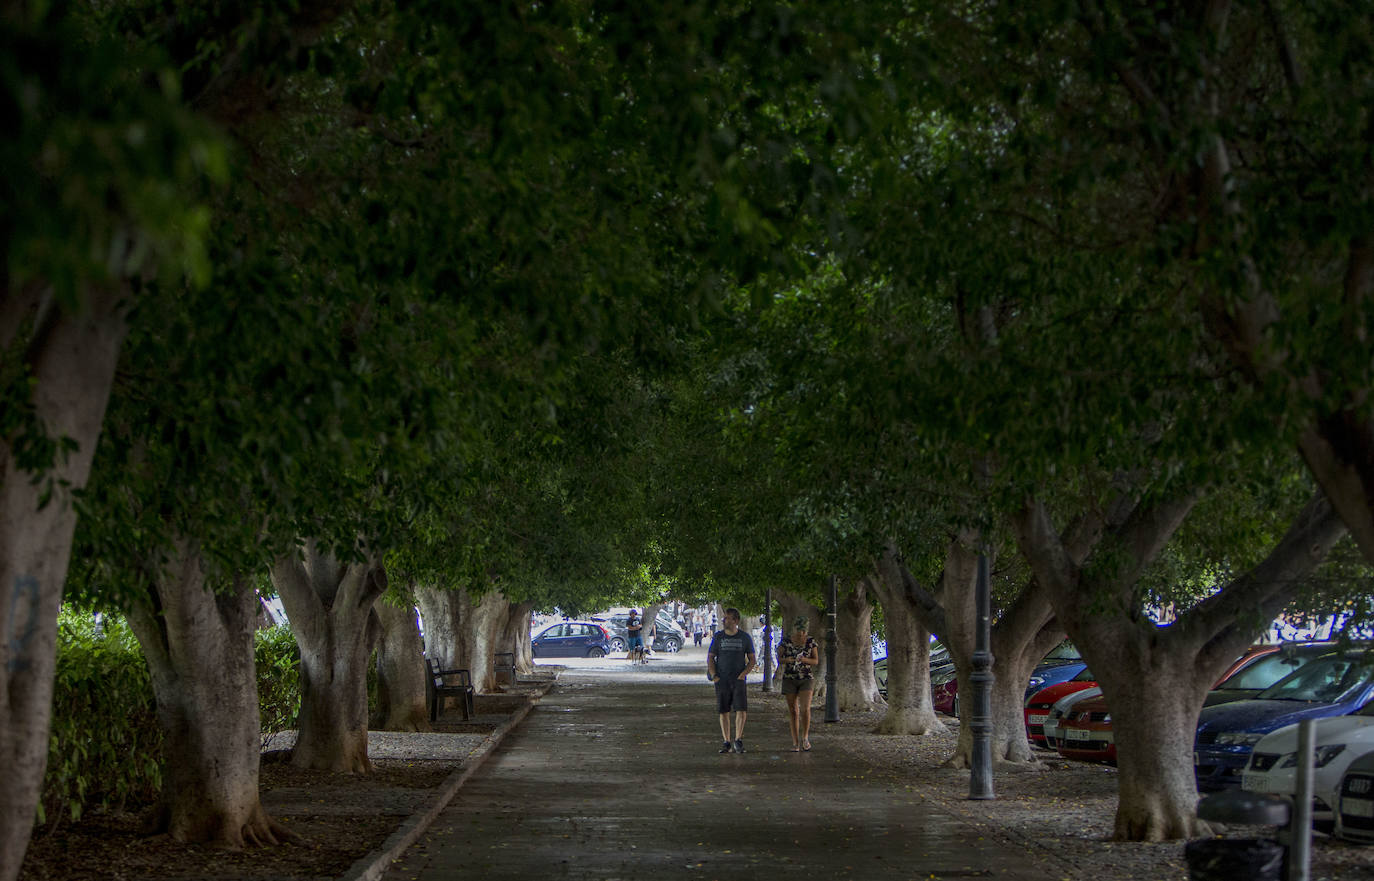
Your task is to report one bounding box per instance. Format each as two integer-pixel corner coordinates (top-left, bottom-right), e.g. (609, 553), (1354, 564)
(1055, 644), (1284, 764)
(932, 666), (958, 715)
(1024, 668), (1098, 747)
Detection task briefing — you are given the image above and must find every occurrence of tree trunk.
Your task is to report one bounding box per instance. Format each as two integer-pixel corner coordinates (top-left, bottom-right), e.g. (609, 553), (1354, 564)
(269, 543), (384, 773)
(500, 601), (536, 676)
(125, 542), (292, 845)
(835, 579), (884, 712)
(415, 585), (505, 693)
(1104, 659), (1214, 840)
(372, 601), (429, 732)
(942, 541), (1060, 770)
(0, 289), (126, 881)
(1016, 491), (1348, 840)
(869, 553), (945, 735)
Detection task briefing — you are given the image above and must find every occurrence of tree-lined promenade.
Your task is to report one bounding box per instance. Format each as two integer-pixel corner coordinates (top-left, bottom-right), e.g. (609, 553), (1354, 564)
(5, 2), (1374, 878)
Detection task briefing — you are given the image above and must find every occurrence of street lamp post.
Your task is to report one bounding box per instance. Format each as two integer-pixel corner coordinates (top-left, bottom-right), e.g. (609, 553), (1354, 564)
(969, 553), (995, 800)
(824, 574), (839, 723)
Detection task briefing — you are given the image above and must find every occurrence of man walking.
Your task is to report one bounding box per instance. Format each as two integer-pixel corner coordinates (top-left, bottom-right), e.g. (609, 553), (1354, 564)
(706, 608), (756, 753)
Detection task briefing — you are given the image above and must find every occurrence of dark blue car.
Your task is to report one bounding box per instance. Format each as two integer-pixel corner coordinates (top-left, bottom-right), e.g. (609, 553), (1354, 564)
(1195, 650), (1374, 791)
(530, 621), (613, 658)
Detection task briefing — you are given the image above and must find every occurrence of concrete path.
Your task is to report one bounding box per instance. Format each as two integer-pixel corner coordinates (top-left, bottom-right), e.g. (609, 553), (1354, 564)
(381, 645), (1059, 881)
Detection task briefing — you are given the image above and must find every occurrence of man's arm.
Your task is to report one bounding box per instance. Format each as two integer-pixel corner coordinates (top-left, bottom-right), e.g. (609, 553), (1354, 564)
(739, 651), (757, 679)
(706, 648), (717, 680)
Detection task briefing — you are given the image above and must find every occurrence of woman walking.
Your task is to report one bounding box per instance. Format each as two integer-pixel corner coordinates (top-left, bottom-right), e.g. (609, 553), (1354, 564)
(778, 616), (818, 751)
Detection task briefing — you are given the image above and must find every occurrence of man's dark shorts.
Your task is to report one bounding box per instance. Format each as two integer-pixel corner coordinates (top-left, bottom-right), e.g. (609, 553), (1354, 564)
(715, 677), (748, 714)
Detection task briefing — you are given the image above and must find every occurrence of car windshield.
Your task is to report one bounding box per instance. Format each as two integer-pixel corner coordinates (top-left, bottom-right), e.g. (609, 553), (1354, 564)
(1257, 653), (1374, 703)
(1222, 651), (1320, 690)
(1071, 668), (1095, 682)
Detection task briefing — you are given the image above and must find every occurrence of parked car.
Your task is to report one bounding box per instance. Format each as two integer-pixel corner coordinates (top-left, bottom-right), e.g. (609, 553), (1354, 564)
(1056, 693), (1116, 762)
(1056, 642), (1336, 765)
(1243, 709), (1374, 830)
(1025, 666), (1094, 747)
(530, 621), (613, 658)
(875, 640), (952, 698)
(925, 642), (1080, 719)
(1336, 749), (1374, 843)
(1204, 642), (1342, 707)
(597, 611), (685, 653)
(1194, 650), (1374, 791)
(931, 665), (958, 714)
(1039, 681), (1103, 749)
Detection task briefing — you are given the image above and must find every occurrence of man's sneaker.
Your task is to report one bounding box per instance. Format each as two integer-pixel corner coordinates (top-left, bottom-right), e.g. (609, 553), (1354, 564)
(734, 739), (746, 754)
(719, 741), (733, 753)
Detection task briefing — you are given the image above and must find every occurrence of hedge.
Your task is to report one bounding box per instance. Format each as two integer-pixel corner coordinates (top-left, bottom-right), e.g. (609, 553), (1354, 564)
(40, 614), (303, 829)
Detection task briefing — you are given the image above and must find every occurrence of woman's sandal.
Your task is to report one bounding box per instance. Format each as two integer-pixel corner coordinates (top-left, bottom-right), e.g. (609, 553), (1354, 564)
(802, 740), (812, 751)
(791, 745), (801, 752)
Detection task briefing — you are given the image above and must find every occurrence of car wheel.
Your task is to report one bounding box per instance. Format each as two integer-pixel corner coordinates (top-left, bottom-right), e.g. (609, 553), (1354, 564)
(664, 637), (681, 653)
(609, 637), (626, 652)
(587, 647), (605, 658)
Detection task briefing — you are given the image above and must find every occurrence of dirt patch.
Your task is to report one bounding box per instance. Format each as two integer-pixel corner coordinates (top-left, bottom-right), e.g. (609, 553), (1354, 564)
(20, 759), (453, 881)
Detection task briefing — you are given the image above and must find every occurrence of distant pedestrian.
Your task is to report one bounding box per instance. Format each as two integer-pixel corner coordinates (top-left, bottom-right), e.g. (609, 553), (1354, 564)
(694, 621), (705, 646)
(626, 609), (645, 664)
(778, 616), (818, 751)
(707, 608), (756, 754)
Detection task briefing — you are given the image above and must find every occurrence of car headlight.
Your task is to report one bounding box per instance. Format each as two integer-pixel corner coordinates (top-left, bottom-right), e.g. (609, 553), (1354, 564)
(1279, 744), (1347, 769)
(1027, 677), (1045, 691)
(1217, 732), (1265, 746)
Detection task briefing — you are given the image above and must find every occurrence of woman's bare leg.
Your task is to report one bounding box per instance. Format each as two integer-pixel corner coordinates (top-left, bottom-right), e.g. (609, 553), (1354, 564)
(785, 693), (800, 747)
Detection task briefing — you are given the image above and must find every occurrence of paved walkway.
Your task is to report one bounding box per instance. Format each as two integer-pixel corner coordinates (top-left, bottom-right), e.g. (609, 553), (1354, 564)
(382, 646), (1058, 880)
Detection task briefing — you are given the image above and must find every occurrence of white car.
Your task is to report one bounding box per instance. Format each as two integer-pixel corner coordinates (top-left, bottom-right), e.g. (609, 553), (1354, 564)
(1241, 710), (1374, 827)
(1337, 750), (1374, 843)
(1042, 686), (1102, 750)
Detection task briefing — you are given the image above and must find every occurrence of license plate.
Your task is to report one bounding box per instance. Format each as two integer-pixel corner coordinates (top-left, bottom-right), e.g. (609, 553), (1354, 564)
(1065, 727), (1090, 741)
(1242, 772), (1270, 792)
(1028, 714), (1048, 725)
(1344, 798), (1374, 819)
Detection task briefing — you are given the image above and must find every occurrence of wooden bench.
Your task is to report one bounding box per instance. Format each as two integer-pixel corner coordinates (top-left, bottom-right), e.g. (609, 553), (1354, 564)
(425, 658), (474, 722)
(494, 651), (516, 687)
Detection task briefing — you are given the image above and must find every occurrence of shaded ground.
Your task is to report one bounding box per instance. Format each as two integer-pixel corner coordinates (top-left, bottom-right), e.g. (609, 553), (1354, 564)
(18, 653), (1374, 881)
(19, 694), (532, 881)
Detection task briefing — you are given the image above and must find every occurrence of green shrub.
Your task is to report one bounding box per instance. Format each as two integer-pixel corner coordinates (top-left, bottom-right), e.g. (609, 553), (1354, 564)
(42, 612), (161, 829)
(42, 614), (306, 828)
(255, 624), (301, 745)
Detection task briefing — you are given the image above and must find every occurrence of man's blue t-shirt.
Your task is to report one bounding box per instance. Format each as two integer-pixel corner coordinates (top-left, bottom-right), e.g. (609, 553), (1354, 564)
(709, 629), (756, 679)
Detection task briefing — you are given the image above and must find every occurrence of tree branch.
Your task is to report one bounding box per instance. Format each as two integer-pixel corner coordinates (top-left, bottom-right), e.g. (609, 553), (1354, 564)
(1189, 492), (1347, 669)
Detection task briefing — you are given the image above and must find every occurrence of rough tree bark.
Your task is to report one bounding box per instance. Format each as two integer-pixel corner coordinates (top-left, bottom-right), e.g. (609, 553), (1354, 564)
(371, 600), (428, 732)
(869, 549), (945, 736)
(835, 579), (885, 712)
(0, 289), (126, 881)
(901, 537), (1064, 770)
(415, 585), (506, 693)
(124, 541), (293, 845)
(499, 600), (536, 676)
(1016, 491), (1347, 840)
(269, 543), (385, 773)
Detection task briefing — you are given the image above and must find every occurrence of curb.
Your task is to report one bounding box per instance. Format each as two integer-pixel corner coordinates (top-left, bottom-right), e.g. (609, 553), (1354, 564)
(338, 675), (559, 881)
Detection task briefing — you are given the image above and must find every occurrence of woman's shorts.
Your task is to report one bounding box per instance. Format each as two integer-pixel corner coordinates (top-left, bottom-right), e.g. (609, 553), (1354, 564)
(715, 677), (748, 713)
(627, 635), (644, 650)
(781, 677), (815, 696)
